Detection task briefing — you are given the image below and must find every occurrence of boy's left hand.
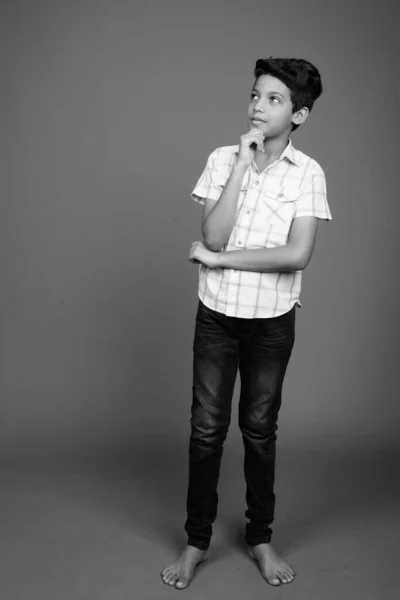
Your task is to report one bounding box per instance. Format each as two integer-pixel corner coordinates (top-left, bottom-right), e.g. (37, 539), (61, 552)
(189, 241), (219, 268)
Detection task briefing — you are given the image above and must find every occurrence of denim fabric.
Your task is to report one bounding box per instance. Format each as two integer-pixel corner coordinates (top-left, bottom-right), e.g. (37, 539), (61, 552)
(185, 300), (296, 550)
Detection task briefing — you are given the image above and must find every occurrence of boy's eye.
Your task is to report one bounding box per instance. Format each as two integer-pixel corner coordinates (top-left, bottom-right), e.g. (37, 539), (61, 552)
(250, 92), (258, 100)
(270, 96), (280, 103)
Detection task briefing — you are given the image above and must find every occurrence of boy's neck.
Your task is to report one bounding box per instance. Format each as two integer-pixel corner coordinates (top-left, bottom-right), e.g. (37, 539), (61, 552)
(261, 133), (291, 162)
(253, 134), (292, 172)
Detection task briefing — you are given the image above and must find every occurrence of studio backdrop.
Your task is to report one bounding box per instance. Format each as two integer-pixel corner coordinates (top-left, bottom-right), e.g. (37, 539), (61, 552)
(1, 0), (398, 463)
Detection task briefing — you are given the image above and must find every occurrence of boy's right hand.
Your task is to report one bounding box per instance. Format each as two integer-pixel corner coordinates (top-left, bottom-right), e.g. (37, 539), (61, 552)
(236, 128), (265, 167)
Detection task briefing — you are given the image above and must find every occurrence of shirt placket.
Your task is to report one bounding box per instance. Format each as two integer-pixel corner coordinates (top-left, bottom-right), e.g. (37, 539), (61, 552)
(225, 168), (264, 316)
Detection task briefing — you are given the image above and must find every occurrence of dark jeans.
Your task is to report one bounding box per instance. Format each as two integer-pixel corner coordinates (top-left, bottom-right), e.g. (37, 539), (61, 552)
(185, 300), (296, 550)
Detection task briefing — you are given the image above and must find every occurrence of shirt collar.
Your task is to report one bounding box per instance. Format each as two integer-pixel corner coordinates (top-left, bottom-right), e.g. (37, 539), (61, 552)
(280, 139), (300, 166)
(233, 138), (300, 167)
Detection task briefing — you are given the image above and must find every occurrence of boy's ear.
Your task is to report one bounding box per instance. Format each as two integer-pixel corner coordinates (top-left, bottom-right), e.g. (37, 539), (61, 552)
(292, 107), (309, 127)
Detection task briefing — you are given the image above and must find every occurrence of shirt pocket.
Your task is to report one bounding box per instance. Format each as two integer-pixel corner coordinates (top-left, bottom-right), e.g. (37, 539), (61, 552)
(260, 183), (298, 227)
(255, 183), (299, 245)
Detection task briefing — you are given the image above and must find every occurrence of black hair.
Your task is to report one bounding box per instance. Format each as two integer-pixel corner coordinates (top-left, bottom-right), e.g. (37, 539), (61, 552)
(254, 57), (322, 130)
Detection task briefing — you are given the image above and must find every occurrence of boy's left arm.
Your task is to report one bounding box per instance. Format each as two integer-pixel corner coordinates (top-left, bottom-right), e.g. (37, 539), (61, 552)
(189, 166), (331, 272)
(189, 216), (318, 272)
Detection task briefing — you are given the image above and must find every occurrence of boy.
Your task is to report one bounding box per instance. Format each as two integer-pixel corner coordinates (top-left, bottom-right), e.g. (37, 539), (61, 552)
(161, 57), (332, 589)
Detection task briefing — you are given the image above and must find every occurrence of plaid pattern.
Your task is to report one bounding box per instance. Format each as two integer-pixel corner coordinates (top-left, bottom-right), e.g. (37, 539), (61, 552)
(191, 141), (332, 318)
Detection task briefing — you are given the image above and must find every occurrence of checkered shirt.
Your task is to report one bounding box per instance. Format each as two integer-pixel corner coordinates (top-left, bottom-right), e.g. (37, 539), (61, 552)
(191, 140), (332, 318)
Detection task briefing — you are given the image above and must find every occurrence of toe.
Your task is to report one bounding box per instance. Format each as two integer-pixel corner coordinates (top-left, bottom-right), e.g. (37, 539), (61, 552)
(165, 568), (175, 581)
(285, 566), (295, 580)
(267, 576), (280, 586)
(166, 572), (178, 586)
(176, 578), (189, 589)
(281, 569), (294, 583)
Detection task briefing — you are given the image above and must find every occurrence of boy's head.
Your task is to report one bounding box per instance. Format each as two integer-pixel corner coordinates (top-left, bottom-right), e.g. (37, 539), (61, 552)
(248, 57), (322, 135)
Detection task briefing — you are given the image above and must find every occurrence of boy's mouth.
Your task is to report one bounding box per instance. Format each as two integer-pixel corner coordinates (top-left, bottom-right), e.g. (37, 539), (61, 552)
(251, 117), (266, 124)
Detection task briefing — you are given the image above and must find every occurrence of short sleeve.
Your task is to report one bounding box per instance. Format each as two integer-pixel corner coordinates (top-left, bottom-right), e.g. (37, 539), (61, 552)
(191, 150), (223, 205)
(294, 167), (332, 221)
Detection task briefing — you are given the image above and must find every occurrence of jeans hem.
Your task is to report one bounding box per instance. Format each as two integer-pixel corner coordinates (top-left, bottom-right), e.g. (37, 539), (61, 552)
(245, 537), (272, 547)
(187, 538), (211, 551)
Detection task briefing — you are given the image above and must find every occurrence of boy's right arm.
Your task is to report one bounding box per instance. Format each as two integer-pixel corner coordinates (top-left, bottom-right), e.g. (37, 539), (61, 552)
(201, 129), (264, 252)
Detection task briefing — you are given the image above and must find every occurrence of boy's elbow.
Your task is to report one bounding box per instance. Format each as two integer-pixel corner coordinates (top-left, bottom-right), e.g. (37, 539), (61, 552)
(295, 250), (312, 271)
(295, 260), (307, 271)
(202, 232), (225, 252)
(204, 240), (224, 252)
(285, 245), (309, 271)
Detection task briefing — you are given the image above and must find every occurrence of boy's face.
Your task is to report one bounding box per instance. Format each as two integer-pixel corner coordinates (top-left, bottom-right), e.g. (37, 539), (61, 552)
(248, 74), (299, 138)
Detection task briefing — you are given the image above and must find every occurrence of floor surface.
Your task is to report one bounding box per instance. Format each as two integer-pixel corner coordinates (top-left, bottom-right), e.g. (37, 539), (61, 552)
(1, 441), (399, 600)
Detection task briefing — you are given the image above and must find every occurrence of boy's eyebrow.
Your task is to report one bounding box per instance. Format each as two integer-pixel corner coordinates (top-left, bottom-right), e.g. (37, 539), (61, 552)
(251, 87), (285, 98)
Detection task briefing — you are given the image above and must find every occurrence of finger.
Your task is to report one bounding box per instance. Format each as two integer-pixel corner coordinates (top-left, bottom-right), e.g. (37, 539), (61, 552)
(243, 128), (263, 139)
(254, 132), (265, 152)
(246, 134), (264, 152)
(243, 129), (264, 140)
(249, 128), (265, 139)
(248, 127), (264, 136)
(243, 131), (264, 149)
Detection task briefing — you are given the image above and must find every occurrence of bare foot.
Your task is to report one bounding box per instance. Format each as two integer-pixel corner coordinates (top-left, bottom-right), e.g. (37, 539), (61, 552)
(249, 543), (295, 586)
(161, 545), (209, 589)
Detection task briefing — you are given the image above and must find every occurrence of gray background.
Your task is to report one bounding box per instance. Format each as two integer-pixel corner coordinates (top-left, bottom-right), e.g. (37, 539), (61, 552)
(1, 1), (400, 599)
(1, 0), (398, 463)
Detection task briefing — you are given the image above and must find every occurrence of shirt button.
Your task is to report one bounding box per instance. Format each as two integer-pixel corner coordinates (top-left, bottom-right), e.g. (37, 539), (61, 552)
(255, 181), (260, 186)
(237, 240), (242, 246)
(246, 209), (251, 215)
